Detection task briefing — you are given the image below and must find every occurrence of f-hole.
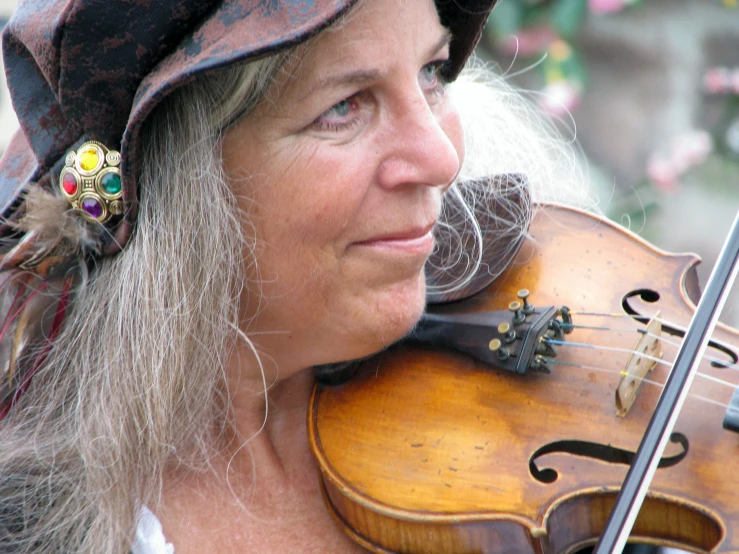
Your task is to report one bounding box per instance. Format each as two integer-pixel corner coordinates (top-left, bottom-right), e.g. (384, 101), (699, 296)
(622, 288), (737, 369)
(529, 433), (689, 484)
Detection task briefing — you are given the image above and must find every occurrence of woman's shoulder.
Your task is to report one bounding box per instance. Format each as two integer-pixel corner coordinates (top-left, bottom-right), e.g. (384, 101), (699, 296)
(132, 506), (175, 554)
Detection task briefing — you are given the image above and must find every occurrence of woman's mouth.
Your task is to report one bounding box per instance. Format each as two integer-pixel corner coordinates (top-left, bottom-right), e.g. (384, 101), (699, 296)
(352, 224), (436, 255)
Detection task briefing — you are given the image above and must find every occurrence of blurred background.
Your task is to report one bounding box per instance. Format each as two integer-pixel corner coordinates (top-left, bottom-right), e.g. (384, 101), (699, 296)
(1, 0), (739, 322)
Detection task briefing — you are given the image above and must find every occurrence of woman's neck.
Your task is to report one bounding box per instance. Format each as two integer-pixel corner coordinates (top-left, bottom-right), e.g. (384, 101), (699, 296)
(156, 349), (370, 552)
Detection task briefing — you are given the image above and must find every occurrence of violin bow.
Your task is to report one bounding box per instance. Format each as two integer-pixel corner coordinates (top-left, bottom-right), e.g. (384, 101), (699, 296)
(594, 208), (739, 554)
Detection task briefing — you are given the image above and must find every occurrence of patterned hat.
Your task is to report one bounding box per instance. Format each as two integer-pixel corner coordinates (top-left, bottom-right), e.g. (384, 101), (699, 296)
(0, 0), (497, 259)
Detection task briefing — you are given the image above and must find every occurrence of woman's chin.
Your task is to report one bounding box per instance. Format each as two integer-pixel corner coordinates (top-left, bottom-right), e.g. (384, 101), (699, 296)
(255, 273), (429, 371)
(340, 277), (428, 360)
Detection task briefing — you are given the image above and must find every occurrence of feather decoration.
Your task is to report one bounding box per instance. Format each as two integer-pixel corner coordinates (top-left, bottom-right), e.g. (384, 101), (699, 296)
(0, 185), (100, 419)
(0, 273), (73, 419)
(1, 185), (103, 276)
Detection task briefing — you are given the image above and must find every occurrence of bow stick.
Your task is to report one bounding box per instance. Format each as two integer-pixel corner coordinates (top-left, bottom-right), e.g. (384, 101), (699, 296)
(594, 207), (739, 554)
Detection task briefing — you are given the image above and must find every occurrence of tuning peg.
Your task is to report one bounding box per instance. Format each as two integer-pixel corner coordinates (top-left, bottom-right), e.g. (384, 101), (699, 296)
(518, 289), (534, 315)
(498, 322), (516, 343)
(509, 301), (526, 325)
(488, 338), (510, 361)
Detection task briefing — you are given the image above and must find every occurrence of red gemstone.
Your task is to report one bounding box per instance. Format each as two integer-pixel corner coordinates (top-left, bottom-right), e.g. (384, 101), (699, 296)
(62, 173), (78, 195)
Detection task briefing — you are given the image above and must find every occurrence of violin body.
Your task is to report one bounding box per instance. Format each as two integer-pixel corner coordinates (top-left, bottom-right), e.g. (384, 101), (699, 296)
(308, 204), (739, 554)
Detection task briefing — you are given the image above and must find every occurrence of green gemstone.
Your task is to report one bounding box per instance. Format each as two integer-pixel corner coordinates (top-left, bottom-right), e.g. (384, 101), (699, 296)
(101, 172), (121, 195)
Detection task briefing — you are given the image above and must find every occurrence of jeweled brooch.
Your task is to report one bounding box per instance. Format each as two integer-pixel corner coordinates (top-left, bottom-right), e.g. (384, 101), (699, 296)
(59, 141), (123, 223)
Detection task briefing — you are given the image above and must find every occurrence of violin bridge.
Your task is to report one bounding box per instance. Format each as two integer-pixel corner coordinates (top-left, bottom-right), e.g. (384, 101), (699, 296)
(615, 314), (663, 417)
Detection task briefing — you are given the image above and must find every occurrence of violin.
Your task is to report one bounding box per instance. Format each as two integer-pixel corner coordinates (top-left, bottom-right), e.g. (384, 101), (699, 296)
(308, 203), (739, 554)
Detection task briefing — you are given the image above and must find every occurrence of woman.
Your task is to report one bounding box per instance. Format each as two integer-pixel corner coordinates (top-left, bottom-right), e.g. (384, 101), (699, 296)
(0, 0), (585, 552)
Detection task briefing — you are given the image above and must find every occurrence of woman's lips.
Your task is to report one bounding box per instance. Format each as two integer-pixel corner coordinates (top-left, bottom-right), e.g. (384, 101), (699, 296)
(351, 224), (436, 255)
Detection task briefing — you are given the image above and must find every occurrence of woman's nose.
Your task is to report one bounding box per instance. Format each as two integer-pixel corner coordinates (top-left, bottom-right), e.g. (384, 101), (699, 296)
(375, 95), (463, 191)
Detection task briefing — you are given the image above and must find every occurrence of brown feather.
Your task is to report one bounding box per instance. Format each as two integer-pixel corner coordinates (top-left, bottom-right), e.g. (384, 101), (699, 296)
(1, 185), (103, 275)
(0, 185), (92, 417)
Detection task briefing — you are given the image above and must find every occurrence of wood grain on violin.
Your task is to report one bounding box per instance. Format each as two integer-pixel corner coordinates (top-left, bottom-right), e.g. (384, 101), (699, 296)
(308, 204), (739, 554)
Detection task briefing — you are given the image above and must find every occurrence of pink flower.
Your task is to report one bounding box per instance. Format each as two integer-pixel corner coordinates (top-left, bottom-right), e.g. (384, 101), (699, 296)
(703, 67), (730, 94)
(646, 155), (679, 192)
(589, 0), (627, 14)
(671, 130), (712, 167)
(539, 81), (581, 117)
(646, 130), (712, 192)
(501, 25), (557, 57)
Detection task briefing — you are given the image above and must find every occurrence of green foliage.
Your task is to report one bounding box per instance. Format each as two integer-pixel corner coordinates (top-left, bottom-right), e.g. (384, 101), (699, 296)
(550, 0), (589, 37)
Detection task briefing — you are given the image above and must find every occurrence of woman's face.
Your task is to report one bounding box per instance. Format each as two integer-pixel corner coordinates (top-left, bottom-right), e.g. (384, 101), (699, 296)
(222, 0), (464, 372)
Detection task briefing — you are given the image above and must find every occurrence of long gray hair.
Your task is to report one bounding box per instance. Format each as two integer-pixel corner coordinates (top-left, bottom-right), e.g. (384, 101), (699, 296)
(0, 41), (587, 554)
(0, 52), (288, 552)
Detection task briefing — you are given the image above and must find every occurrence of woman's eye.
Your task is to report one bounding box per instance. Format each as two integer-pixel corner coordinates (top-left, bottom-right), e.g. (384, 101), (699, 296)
(420, 63), (439, 86)
(419, 61), (447, 96)
(325, 98), (353, 119)
(312, 95), (363, 132)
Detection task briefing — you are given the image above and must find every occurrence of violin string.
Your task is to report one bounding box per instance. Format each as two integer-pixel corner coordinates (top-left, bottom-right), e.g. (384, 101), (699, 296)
(688, 370), (737, 389)
(545, 358), (731, 409)
(546, 338), (738, 391)
(569, 310), (636, 318)
(570, 311), (681, 332)
(545, 339), (668, 367)
(541, 309), (739, 413)
(570, 310), (737, 364)
(678, 391), (729, 409)
(647, 332), (738, 371)
(565, 323), (739, 372)
(569, 323), (646, 332)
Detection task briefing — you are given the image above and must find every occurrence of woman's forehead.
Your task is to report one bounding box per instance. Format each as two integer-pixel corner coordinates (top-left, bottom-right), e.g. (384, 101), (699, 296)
(277, 0), (445, 94)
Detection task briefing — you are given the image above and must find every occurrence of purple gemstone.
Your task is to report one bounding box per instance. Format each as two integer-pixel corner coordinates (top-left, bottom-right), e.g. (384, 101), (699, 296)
(81, 197), (104, 219)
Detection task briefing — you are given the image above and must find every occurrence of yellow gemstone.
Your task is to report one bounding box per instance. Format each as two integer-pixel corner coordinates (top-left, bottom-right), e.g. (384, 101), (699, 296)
(79, 148), (100, 171)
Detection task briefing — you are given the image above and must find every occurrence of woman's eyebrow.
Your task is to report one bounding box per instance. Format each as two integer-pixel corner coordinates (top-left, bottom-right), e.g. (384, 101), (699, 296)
(428, 29), (453, 60)
(301, 29), (453, 101)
